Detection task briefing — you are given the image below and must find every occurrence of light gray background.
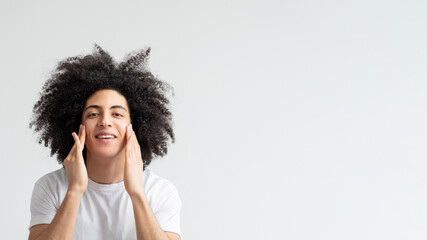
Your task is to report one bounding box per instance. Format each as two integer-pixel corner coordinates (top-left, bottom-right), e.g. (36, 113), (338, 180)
(1, 0), (426, 239)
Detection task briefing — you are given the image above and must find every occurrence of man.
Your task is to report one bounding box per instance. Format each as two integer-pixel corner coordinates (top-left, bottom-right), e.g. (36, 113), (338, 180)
(29, 45), (181, 240)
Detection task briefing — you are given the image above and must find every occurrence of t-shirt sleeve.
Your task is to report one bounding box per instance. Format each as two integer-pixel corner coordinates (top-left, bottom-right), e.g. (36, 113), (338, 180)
(153, 183), (182, 238)
(28, 182), (57, 230)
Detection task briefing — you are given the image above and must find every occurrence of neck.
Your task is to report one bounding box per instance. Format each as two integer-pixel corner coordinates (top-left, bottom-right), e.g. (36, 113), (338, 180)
(86, 150), (125, 184)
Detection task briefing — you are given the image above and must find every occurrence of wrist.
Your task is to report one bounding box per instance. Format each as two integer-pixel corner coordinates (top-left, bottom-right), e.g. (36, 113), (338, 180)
(67, 187), (86, 197)
(129, 190), (146, 202)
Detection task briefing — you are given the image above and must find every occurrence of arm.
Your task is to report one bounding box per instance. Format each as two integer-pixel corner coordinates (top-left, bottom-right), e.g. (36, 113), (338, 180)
(29, 191), (84, 240)
(124, 124), (181, 240)
(29, 125), (88, 240)
(131, 193), (181, 240)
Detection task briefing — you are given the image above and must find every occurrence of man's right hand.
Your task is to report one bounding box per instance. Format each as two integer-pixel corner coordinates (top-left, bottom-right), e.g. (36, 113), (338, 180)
(29, 126), (87, 240)
(64, 124), (88, 194)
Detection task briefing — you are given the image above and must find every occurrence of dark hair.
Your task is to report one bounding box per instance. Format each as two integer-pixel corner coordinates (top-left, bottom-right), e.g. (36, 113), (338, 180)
(30, 44), (174, 167)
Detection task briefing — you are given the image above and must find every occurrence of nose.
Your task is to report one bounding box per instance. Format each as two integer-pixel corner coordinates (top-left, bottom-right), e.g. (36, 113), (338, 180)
(98, 114), (112, 127)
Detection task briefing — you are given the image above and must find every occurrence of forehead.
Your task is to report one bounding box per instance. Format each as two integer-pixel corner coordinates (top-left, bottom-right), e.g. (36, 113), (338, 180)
(84, 89), (129, 109)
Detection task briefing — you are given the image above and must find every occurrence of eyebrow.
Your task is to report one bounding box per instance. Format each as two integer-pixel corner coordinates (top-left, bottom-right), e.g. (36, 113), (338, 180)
(83, 105), (128, 112)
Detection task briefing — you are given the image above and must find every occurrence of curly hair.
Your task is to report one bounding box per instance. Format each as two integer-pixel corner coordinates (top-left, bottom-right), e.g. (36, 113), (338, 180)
(30, 44), (174, 167)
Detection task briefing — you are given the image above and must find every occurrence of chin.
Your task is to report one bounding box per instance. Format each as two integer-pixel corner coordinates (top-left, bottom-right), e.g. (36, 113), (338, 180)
(87, 148), (124, 160)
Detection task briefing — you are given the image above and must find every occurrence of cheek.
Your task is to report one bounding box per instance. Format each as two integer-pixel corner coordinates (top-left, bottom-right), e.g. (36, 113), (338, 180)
(118, 122), (129, 136)
(83, 121), (97, 138)
(83, 120), (97, 129)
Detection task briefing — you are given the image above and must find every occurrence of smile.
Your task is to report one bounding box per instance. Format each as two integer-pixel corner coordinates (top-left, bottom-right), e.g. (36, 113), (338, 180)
(95, 131), (118, 139)
(96, 135), (116, 139)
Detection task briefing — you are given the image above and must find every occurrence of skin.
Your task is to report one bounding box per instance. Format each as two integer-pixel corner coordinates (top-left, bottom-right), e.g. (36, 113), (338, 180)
(28, 89), (180, 240)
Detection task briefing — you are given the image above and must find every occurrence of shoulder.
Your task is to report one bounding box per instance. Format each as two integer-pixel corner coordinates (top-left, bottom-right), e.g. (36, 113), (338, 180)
(143, 168), (179, 195)
(143, 168), (181, 215)
(30, 168), (68, 211)
(29, 169), (67, 231)
(34, 168), (67, 190)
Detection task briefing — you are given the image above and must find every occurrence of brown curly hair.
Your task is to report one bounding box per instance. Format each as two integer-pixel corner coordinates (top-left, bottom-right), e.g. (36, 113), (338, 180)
(30, 44), (174, 167)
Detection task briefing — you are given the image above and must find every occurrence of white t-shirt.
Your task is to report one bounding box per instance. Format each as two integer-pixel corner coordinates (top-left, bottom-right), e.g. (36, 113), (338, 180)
(29, 167), (182, 239)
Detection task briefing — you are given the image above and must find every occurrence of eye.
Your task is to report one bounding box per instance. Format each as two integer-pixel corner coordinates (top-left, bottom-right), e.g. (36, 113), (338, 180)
(87, 113), (99, 118)
(113, 113), (124, 117)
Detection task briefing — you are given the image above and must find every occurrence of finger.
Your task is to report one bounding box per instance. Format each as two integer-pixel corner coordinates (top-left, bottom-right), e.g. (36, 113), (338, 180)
(125, 124), (133, 151)
(77, 125), (83, 146)
(65, 139), (77, 162)
(69, 141), (77, 153)
(72, 132), (80, 144)
(131, 131), (140, 158)
(126, 124), (133, 148)
(129, 130), (137, 153)
(128, 124), (133, 141)
(130, 130), (143, 160)
(72, 132), (81, 150)
(79, 125), (86, 147)
(77, 124), (82, 137)
(131, 130), (140, 149)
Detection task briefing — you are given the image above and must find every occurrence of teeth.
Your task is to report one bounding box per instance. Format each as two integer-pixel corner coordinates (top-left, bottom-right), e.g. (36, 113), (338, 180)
(97, 135), (115, 139)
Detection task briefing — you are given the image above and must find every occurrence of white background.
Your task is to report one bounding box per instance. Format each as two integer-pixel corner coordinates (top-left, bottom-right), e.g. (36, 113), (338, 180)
(1, 0), (426, 239)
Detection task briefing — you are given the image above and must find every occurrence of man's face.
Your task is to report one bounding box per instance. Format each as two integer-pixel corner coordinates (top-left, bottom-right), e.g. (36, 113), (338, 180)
(82, 89), (131, 159)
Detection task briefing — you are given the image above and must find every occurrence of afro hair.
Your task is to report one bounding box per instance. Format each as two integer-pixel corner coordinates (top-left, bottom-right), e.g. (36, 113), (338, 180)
(30, 44), (174, 167)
